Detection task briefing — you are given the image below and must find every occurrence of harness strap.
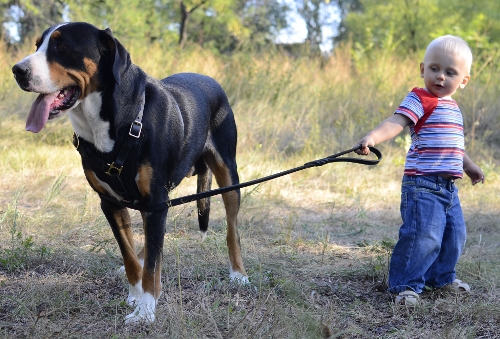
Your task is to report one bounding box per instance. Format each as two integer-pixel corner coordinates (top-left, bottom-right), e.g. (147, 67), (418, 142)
(73, 93), (146, 202)
(129, 93), (145, 138)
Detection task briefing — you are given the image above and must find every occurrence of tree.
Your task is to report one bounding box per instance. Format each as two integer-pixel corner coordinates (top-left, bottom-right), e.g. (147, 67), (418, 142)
(2, 0), (66, 44)
(1, 0), (291, 53)
(336, 0), (500, 57)
(236, 0), (290, 48)
(66, 0), (172, 43)
(179, 0), (207, 48)
(295, 0), (361, 56)
(178, 0), (289, 52)
(296, 0), (323, 54)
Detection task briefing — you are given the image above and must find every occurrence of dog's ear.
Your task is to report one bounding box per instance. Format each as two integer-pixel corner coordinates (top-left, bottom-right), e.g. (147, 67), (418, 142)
(100, 28), (131, 85)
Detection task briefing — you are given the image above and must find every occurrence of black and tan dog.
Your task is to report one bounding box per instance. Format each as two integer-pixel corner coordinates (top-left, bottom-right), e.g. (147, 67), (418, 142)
(12, 22), (248, 323)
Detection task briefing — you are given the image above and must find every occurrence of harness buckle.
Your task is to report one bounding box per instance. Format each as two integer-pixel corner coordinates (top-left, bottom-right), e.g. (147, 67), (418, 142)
(129, 120), (142, 138)
(105, 162), (123, 176)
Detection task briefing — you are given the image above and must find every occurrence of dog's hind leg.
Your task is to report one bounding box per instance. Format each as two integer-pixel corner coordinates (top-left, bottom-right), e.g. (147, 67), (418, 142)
(100, 200), (143, 307)
(204, 151), (248, 284)
(195, 159), (212, 234)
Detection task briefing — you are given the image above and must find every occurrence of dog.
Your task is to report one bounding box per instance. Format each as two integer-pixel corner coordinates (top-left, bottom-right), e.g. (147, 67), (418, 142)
(12, 22), (248, 324)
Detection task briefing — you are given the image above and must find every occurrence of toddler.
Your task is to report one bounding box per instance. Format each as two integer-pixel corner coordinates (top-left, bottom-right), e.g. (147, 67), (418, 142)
(356, 35), (484, 306)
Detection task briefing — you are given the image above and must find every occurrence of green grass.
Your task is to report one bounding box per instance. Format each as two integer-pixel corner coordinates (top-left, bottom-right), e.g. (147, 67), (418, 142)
(1, 41), (500, 338)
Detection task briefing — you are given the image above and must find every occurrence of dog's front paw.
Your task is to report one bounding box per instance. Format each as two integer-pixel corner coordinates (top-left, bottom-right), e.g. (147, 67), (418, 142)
(126, 282), (143, 307)
(124, 293), (156, 324)
(229, 271), (250, 285)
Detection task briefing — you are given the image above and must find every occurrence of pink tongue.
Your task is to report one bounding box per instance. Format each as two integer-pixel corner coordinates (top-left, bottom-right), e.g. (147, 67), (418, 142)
(26, 92), (59, 133)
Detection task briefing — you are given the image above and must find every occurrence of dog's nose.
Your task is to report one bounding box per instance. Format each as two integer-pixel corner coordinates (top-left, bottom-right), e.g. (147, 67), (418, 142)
(12, 62), (33, 91)
(12, 63), (31, 77)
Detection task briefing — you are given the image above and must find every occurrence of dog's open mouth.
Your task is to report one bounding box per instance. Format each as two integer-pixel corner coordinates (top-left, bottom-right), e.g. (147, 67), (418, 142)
(26, 86), (80, 133)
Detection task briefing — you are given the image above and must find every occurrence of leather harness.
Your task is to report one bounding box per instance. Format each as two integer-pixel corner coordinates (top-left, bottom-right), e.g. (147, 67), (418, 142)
(73, 93), (147, 206)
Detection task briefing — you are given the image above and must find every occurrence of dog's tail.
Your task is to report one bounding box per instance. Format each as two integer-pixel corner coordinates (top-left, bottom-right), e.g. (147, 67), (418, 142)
(195, 160), (212, 233)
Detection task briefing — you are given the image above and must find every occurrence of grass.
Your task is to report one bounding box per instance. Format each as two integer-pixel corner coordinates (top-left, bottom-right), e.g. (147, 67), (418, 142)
(1, 39), (500, 338)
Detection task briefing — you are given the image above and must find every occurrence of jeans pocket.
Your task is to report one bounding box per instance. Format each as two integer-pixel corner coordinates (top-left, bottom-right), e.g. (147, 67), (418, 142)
(415, 176), (441, 193)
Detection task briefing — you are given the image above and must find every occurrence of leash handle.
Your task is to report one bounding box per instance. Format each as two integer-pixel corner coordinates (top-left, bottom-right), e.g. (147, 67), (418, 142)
(304, 145), (381, 167)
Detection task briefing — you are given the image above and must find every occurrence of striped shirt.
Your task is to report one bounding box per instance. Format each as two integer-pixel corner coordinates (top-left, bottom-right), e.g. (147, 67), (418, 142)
(395, 90), (464, 178)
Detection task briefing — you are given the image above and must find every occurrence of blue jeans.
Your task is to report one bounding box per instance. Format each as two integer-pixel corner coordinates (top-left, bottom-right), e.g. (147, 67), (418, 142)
(388, 175), (466, 294)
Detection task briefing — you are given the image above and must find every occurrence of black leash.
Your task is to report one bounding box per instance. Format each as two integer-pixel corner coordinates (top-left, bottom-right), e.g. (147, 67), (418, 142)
(98, 145), (381, 211)
(166, 145), (381, 207)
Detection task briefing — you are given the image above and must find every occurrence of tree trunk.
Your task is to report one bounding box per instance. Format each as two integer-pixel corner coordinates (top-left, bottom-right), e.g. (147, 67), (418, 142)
(179, 1), (190, 48)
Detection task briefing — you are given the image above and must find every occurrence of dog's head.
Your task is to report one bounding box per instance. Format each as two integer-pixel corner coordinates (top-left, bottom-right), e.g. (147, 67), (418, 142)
(12, 22), (130, 133)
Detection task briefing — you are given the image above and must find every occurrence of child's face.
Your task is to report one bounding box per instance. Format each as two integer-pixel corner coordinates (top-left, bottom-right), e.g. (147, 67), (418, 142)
(420, 46), (470, 98)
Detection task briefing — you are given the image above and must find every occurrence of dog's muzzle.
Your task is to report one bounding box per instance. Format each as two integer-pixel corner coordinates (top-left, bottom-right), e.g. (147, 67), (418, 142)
(12, 62), (35, 91)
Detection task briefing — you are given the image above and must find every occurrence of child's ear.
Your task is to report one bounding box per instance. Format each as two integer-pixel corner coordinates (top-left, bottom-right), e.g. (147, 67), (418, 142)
(459, 75), (471, 89)
(420, 62), (425, 78)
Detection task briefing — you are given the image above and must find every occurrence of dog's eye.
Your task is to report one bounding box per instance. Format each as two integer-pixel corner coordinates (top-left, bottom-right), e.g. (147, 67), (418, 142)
(56, 42), (65, 50)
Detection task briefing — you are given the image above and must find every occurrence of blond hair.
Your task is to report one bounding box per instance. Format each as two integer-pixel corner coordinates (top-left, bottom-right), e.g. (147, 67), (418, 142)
(424, 35), (473, 73)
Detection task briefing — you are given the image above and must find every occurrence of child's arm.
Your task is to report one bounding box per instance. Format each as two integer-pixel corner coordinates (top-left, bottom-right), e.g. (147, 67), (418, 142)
(355, 114), (412, 155)
(463, 153), (485, 185)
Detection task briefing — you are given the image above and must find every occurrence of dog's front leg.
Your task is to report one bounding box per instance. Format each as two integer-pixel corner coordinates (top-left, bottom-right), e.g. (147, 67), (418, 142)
(123, 209), (167, 324)
(100, 201), (144, 307)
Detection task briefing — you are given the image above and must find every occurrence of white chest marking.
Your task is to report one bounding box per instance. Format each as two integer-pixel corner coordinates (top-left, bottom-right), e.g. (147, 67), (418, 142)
(68, 92), (115, 153)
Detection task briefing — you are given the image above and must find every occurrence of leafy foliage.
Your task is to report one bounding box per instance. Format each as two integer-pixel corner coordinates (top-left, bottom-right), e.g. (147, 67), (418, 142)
(339, 0), (500, 58)
(65, 0), (173, 43)
(2, 0), (500, 58)
(2, 0), (66, 44)
(0, 0), (291, 53)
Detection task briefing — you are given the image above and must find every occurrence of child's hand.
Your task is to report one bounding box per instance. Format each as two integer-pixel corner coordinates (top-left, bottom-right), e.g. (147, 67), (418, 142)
(464, 162), (485, 185)
(354, 114), (411, 156)
(354, 135), (375, 155)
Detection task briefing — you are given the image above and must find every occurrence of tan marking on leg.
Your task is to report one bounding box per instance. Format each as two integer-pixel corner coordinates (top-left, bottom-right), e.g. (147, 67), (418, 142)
(136, 163), (153, 197)
(223, 190), (246, 276)
(84, 169), (107, 194)
(113, 209), (142, 286)
(141, 257), (163, 299)
(205, 154), (247, 277)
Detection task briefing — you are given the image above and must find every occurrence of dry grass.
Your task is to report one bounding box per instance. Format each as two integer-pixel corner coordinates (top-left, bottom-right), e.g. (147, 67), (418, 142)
(1, 41), (500, 338)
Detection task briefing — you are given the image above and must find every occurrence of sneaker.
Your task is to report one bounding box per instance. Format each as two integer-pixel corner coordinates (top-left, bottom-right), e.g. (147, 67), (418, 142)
(441, 279), (470, 293)
(395, 290), (419, 307)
